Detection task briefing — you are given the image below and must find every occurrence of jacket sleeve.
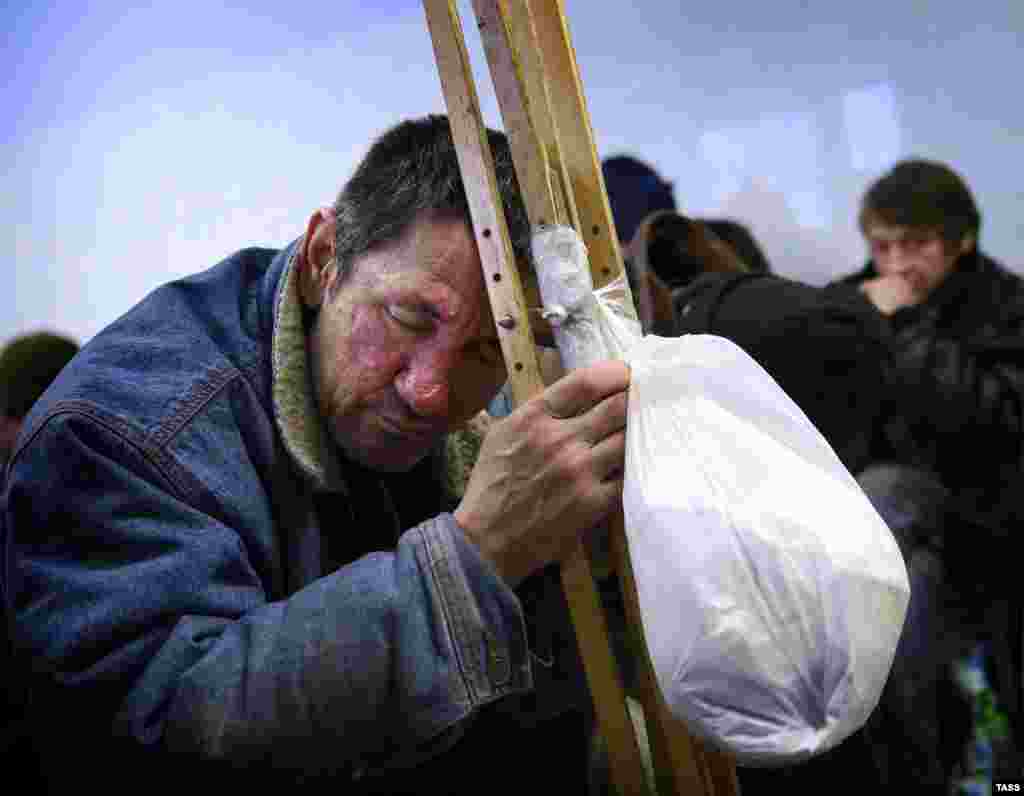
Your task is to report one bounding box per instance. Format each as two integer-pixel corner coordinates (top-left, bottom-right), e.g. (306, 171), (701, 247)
(3, 408), (532, 777)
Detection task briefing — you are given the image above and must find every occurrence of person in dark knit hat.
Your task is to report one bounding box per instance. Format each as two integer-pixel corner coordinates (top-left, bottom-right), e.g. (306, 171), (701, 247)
(601, 154), (677, 246)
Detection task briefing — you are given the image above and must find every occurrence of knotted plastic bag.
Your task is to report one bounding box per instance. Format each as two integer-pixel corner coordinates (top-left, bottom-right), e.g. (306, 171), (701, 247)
(532, 225), (909, 765)
(623, 333), (909, 764)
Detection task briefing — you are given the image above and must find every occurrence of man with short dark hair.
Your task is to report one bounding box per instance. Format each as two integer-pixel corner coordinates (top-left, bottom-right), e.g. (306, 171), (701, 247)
(1, 115), (628, 794)
(855, 158), (983, 315)
(838, 158), (1024, 785)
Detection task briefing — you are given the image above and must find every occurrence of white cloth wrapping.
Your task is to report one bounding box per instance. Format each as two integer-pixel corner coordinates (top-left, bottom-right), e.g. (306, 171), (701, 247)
(531, 225), (910, 765)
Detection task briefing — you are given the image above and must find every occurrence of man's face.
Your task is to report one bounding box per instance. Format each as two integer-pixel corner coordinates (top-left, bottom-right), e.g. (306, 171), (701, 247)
(309, 212), (507, 472)
(865, 222), (964, 300)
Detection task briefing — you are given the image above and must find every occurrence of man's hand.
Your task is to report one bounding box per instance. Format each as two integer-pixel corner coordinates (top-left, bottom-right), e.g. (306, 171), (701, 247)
(860, 274), (924, 315)
(454, 360), (629, 587)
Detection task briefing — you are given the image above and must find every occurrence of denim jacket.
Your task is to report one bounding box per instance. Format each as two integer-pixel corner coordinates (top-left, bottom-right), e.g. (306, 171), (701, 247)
(1, 242), (587, 791)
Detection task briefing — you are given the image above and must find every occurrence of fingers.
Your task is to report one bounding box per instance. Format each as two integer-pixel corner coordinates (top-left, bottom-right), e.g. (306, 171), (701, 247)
(582, 461), (625, 530)
(541, 359), (630, 419)
(861, 275), (921, 314)
(457, 359), (629, 587)
(578, 389), (628, 448)
(590, 428), (627, 482)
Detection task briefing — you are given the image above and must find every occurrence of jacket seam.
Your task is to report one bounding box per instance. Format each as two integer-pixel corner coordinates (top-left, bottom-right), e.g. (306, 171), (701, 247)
(15, 401), (191, 502)
(417, 522), (485, 705)
(149, 366), (244, 449)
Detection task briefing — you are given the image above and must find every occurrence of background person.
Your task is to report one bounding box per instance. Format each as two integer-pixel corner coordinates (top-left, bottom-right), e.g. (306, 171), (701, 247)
(835, 157), (1024, 785)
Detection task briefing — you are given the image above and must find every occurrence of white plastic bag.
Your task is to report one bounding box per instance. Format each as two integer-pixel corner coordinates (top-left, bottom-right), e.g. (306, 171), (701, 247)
(623, 333), (909, 764)
(531, 225), (909, 765)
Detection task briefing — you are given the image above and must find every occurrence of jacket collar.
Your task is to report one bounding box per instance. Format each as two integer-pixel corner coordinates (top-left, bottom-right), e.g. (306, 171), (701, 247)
(268, 240), (344, 492)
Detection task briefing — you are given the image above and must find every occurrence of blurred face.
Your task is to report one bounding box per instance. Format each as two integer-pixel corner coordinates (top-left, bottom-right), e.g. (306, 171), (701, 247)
(307, 211), (507, 472)
(865, 222), (966, 299)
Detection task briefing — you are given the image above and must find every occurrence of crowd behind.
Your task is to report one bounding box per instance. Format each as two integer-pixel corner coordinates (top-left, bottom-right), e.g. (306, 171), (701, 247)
(2, 116), (1021, 792)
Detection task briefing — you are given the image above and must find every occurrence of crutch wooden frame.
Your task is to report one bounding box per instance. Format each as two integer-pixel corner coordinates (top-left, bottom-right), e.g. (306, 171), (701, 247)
(423, 2), (740, 794)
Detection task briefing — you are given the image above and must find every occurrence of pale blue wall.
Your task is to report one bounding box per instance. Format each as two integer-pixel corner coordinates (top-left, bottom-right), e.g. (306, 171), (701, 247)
(4, 0), (1021, 343)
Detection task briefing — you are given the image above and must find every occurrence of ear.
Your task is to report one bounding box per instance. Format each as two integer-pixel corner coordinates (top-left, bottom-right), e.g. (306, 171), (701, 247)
(298, 207), (338, 309)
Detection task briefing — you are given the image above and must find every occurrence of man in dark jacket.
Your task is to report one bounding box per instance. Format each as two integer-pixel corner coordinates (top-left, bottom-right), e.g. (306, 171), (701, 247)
(1, 116), (628, 794)
(836, 158), (1024, 785)
(671, 271), (890, 477)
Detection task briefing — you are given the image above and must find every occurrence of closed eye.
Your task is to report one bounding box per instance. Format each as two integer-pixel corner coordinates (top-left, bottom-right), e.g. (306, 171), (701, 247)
(386, 304), (435, 332)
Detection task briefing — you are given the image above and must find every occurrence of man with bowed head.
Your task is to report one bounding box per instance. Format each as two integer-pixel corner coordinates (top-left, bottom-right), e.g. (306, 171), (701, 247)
(1, 115), (628, 793)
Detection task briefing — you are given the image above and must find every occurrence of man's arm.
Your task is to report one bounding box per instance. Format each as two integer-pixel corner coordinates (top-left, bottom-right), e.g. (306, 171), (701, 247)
(3, 409), (530, 776)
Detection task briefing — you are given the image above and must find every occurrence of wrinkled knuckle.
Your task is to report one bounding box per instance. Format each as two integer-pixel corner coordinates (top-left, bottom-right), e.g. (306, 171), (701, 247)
(599, 392), (628, 426)
(514, 405), (551, 441)
(554, 445), (590, 481)
(524, 420), (555, 451)
(517, 397), (547, 425)
(581, 378), (604, 407)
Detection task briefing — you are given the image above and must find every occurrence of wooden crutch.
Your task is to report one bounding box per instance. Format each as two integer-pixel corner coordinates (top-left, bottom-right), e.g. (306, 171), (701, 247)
(423, 2), (740, 794)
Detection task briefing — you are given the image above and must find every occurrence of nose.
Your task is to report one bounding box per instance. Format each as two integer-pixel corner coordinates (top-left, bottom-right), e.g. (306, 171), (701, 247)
(395, 349), (452, 418)
(889, 246), (914, 270)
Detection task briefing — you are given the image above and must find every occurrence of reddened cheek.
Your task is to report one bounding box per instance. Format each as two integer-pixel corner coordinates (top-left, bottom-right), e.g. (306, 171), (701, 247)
(346, 305), (403, 372)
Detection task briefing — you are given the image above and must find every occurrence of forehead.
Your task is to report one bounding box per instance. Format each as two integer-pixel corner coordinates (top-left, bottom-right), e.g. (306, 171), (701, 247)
(352, 213), (493, 333)
(353, 211), (551, 345)
(399, 212), (481, 279)
(360, 213), (483, 303)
